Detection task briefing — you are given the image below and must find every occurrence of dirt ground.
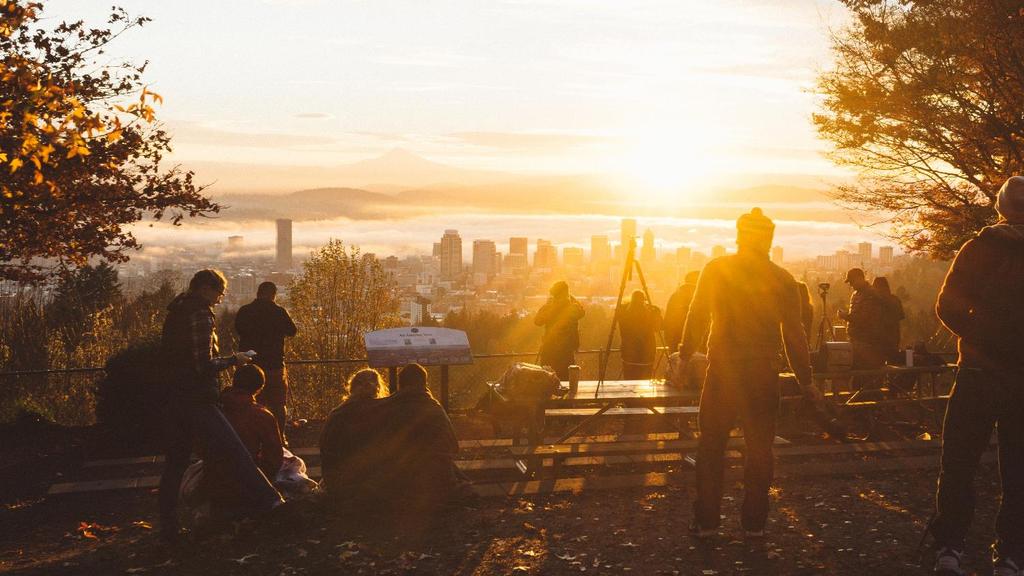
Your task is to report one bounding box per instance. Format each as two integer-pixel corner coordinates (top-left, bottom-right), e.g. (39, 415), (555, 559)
(0, 406), (1006, 576)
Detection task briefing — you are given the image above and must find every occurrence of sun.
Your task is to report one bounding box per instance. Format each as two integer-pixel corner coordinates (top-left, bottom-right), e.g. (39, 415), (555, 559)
(616, 128), (712, 203)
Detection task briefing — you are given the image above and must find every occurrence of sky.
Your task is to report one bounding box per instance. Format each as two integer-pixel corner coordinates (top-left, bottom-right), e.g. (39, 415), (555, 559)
(45, 0), (853, 196)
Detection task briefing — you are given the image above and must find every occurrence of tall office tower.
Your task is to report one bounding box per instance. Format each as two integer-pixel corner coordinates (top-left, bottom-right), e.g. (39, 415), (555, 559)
(676, 246), (692, 268)
(711, 244), (727, 260)
(621, 218), (637, 253)
(472, 239), (497, 278)
(640, 229), (656, 263)
(493, 252), (503, 276)
(432, 242), (442, 258)
(275, 219), (293, 271)
(563, 246), (585, 269)
(879, 245), (894, 266)
(858, 242), (872, 265)
(591, 235), (611, 270)
(508, 236), (529, 274)
(439, 229), (463, 280)
(534, 239), (557, 269)
(771, 245), (784, 265)
(509, 237), (528, 258)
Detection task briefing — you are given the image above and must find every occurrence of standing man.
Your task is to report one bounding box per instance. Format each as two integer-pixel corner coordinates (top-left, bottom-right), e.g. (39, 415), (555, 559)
(930, 176), (1024, 576)
(534, 281), (586, 380)
(664, 270), (700, 354)
(235, 281), (298, 438)
(838, 268), (884, 371)
(159, 270), (283, 541)
(618, 289), (663, 379)
(679, 208), (824, 538)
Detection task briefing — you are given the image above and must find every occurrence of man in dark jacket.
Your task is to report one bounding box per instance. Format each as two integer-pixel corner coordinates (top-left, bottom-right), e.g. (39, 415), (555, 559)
(235, 281), (298, 436)
(534, 281), (585, 380)
(679, 208), (824, 538)
(158, 270), (283, 540)
(664, 270), (700, 353)
(930, 176), (1024, 576)
(839, 267), (884, 370)
(618, 290), (663, 379)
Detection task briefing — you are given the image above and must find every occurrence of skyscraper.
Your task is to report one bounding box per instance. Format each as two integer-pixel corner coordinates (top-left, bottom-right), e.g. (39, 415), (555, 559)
(563, 246), (585, 269)
(534, 239), (557, 269)
(591, 235), (611, 270)
(621, 218), (637, 253)
(771, 245), (784, 264)
(676, 246), (692, 269)
(640, 229), (656, 263)
(439, 229), (462, 280)
(879, 245), (894, 265)
(472, 239), (497, 278)
(858, 242), (872, 265)
(275, 219), (292, 271)
(508, 237), (529, 274)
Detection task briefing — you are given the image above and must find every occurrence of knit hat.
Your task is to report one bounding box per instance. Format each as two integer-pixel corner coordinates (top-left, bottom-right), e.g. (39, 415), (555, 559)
(996, 176), (1024, 223)
(736, 207), (775, 251)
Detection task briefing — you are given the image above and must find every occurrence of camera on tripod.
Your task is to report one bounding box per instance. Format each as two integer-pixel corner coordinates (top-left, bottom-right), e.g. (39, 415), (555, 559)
(818, 282), (830, 296)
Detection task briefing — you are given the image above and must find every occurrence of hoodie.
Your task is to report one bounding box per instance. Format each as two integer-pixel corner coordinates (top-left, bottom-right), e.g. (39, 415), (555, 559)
(937, 223), (1024, 370)
(219, 387), (284, 478)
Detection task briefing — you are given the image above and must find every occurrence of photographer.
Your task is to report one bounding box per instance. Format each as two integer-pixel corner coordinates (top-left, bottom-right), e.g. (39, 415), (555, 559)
(534, 281), (585, 380)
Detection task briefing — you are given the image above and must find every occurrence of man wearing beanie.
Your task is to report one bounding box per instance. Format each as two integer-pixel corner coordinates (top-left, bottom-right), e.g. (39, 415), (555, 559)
(930, 176), (1024, 576)
(679, 208), (825, 538)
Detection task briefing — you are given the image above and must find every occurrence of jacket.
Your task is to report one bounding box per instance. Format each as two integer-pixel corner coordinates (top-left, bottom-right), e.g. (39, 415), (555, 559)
(937, 223), (1024, 370)
(534, 296), (585, 354)
(219, 387), (284, 479)
(235, 299), (298, 370)
(161, 293), (236, 403)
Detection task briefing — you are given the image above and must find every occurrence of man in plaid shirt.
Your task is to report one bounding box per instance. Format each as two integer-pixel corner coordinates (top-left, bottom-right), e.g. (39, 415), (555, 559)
(158, 269), (284, 541)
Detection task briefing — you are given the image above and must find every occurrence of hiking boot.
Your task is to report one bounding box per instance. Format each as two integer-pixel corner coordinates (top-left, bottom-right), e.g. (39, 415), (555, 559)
(933, 547), (965, 576)
(688, 519), (716, 539)
(993, 557), (1022, 576)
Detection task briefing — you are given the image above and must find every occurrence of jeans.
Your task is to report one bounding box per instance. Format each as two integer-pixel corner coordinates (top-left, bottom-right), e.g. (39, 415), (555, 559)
(158, 398), (283, 528)
(933, 367), (1024, 560)
(256, 367), (289, 436)
(693, 357), (779, 531)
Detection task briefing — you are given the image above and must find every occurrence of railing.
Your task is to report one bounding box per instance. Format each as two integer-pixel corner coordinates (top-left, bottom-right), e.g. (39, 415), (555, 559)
(0, 349), (629, 425)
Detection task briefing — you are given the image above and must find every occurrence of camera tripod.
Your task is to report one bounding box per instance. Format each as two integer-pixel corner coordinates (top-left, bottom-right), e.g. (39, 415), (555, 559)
(813, 282), (836, 364)
(595, 236), (667, 397)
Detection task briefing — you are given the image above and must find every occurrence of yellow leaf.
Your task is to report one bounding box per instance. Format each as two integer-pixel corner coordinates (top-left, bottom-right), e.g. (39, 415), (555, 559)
(148, 90), (163, 105)
(9, 157), (22, 172)
(33, 170), (43, 184)
(107, 129), (122, 143)
(0, 152), (7, 162)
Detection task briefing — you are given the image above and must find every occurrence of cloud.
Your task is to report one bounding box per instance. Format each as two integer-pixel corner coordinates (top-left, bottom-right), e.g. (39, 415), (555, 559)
(447, 131), (609, 152)
(293, 112), (334, 119)
(170, 122), (337, 148)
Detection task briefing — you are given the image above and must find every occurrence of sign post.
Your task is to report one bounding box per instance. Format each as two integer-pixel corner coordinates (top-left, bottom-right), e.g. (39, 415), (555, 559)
(364, 327), (473, 411)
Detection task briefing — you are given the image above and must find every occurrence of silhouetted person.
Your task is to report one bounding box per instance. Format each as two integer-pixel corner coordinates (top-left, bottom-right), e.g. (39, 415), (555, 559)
(679, 208), (823, 538)
(618, 289), (663, 379)
(219, 364), (284, 481)
(534, 281), (585, 380)
(319, 369), (387, 499)
(838, 267), (884, 369)
(872, 277), (904, 363)
(796, 282), (814, 345)
(235, 281), (298, 438)
(664, 270), (700, 353)
(930, 176), (1024, 576)
(158, 270), (283, 541)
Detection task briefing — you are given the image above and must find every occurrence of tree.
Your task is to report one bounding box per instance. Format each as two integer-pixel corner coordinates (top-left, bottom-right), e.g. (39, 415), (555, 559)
(46, 261), (121, 351)
(0, 1), (217, 281)
(814, 0), (1024, 257)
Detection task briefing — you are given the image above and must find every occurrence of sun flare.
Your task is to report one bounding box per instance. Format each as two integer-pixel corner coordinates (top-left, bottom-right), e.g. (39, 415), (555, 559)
(617, 128), (712, 204)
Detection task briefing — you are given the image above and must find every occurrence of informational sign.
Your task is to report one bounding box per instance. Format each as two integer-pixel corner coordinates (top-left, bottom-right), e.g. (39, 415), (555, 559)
(364, 327), (473, 368)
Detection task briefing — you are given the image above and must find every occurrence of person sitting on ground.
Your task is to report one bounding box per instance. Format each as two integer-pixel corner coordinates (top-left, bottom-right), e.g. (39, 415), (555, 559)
(319, 368), (387, 496)
(219, 364), (284, 480)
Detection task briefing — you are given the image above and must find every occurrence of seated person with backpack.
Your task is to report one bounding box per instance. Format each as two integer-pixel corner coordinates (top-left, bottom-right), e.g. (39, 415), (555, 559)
(219, 364), (284, 480)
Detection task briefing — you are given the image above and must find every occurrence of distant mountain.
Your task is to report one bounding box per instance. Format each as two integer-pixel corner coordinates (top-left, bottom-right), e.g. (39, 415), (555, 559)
(190, 148), (516, 194)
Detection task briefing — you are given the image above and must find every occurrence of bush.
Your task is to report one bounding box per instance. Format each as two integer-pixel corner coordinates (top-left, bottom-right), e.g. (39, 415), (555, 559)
(94, 337), (167, 451)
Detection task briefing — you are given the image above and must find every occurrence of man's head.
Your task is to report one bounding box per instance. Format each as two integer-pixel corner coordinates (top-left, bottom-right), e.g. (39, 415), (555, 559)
(256, 281), (277, 301)
(398, 363), (428, 391)
(232, 364), (266, 396)
(996, 176), (1024, 223)
(844, 267), (868, 289)
(684, 270), (700, 286)
(188, 269), (227, 306)
(549, 281), (569, 299)
(630, 289), (646, 306)
(735, 207), (775, 253)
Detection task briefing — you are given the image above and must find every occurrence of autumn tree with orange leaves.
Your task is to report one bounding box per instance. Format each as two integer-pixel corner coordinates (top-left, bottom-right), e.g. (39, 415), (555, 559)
(0, 1), (218, 281)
